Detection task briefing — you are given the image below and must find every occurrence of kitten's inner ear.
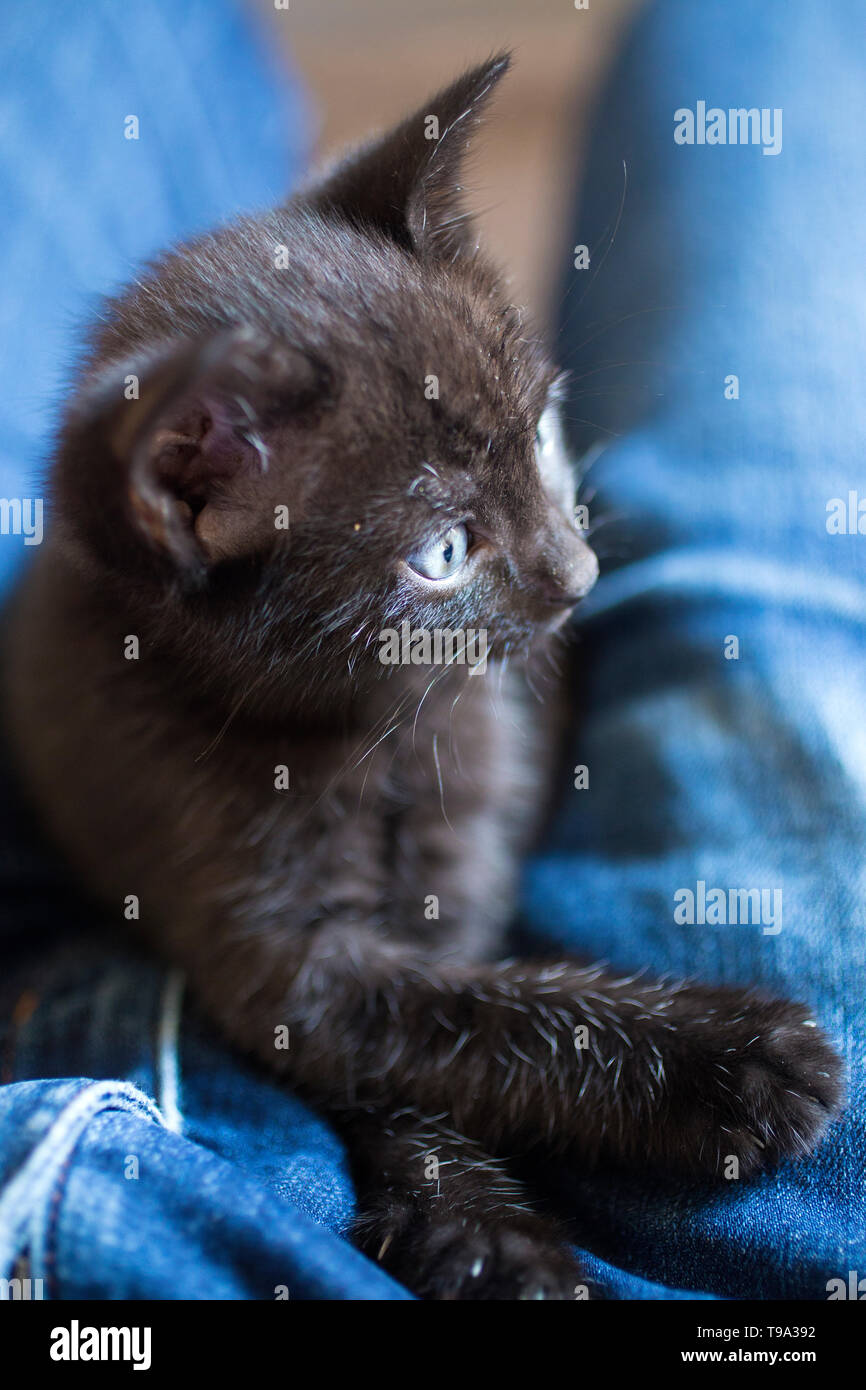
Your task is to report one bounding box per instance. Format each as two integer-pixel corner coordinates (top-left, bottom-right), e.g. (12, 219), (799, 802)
(93, 329), (329, 575)
(143, 397), (264, 561)
(308, 53), (510, 259)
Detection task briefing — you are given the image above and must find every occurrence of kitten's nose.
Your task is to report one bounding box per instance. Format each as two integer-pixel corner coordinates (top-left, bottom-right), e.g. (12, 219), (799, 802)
(534, 532), (598, 610)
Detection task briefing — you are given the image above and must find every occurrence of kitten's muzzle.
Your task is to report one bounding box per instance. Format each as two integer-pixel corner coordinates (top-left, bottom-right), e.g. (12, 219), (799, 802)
(535, 536), (599, 610)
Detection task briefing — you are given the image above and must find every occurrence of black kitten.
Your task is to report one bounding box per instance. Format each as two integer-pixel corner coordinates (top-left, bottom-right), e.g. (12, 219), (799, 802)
(2, 55), (842, 1300)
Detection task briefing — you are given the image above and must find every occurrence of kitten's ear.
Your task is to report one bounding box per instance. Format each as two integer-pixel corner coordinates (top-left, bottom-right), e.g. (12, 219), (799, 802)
(62, 328), (330, 580)
(307, 53), (510, 259)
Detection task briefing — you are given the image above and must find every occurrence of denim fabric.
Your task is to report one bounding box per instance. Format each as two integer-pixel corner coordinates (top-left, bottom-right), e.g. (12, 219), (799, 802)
(0, 853), (406, 1299)
(0, 0), (309, 590)
(0, 1074), (402, 1300)
(1, 0), (863, 1300)
(527, 0), (865, 1296)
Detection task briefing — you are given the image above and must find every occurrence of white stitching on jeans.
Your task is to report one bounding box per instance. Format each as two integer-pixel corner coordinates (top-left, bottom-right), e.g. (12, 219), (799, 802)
(156, 970), (185, 1135)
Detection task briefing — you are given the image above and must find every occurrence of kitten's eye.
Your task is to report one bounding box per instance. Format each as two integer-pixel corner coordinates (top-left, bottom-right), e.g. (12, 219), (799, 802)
(406, 524), (470, 581)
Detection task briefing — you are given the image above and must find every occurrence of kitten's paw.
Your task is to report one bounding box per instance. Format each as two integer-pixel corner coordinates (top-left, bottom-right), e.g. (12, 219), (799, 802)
(672, 991), (844, 1178)
(372, 1212), (589, 1301)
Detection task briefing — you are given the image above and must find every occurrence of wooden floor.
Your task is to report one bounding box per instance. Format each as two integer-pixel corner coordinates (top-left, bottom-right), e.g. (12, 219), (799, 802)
(253, 0), (640, 330)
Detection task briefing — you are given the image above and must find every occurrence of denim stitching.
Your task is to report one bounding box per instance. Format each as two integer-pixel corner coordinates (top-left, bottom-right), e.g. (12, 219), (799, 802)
(0, 1080), (166, 1281)
(155, 969), (185, 1135)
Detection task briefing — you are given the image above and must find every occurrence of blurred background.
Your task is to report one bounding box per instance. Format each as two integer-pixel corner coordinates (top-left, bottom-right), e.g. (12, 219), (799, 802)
(254, 0), (641, 326)
(0, 0), (643, 597)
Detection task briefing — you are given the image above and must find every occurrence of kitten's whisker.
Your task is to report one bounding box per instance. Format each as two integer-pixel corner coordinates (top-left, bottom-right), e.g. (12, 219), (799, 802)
(566, 359), (656, 386)
(555, 158), (628, 319)
(561, 415), (622, 439)
(563, 303), (680, 360)
(411, 660), (455, 754)
(431, 732), (455, 833)
(194, 669), (270, 762)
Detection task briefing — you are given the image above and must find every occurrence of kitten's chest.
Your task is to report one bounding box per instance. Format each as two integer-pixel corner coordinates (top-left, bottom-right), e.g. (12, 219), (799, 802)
(280, 668), (550, 886)
(315, 664), (529, 806)
(228, 660), (550, 919)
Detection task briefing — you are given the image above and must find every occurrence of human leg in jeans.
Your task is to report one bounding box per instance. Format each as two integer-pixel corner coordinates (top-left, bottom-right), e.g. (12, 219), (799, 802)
(528, 0), (865, 1297)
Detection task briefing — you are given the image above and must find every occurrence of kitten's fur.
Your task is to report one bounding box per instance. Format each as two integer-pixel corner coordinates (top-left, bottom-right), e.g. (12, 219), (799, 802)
(3, 56), (842, 1300)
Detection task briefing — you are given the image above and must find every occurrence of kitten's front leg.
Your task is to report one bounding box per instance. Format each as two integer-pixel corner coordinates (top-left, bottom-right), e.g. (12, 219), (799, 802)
(537, 970), (845, 1177)
(191, 925), (842, 1182)
(451, 964), (843, 1178)
(341, 1108), (589, 1300)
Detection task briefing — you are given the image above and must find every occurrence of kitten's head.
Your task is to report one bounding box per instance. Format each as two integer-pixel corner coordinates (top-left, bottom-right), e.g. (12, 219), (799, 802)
(54, 55), (596, 716)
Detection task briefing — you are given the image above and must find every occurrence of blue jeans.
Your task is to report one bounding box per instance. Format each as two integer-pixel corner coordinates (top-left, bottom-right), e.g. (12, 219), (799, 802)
(0, 0), (862, 1299)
